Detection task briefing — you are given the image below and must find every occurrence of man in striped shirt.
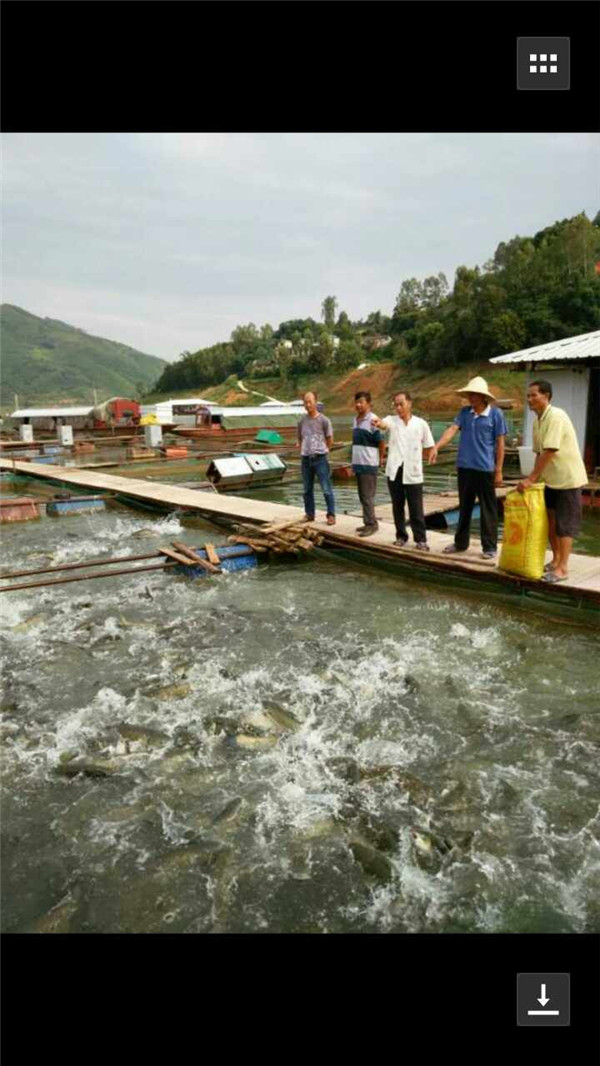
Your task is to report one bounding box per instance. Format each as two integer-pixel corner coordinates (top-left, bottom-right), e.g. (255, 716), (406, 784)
(352, 391), (385, 537)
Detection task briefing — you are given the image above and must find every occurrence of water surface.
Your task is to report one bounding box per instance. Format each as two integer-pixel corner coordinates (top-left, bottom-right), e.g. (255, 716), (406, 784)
(1, 479), (599, 934)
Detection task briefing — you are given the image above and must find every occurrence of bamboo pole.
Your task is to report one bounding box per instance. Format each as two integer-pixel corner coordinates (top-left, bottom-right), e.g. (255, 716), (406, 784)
(0, 560), (176, 593)
(0, 551), (164, 580)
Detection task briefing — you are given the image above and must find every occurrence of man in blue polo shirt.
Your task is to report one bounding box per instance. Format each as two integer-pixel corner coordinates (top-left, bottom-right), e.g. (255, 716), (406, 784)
(428, 376), (507, 558)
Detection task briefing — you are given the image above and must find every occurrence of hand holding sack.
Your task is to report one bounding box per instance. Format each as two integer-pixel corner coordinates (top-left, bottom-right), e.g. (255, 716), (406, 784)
(499, 484), (548, 580)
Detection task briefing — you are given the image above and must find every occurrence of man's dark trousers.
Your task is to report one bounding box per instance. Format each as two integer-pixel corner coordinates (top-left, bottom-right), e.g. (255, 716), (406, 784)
(387, 465), (427, 543)
(355, 472), (378, 528)
(455, 467), (499, 551)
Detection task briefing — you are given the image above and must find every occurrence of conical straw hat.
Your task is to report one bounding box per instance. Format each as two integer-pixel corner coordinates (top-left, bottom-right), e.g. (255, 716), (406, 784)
(456, 376), (496, 401)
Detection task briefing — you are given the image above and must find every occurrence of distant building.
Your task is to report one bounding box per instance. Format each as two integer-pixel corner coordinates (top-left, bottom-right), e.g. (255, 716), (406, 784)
(362, 334), (392, 350)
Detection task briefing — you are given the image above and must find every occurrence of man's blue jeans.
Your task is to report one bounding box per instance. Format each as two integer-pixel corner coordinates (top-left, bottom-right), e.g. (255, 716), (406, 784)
(301, 454), (336, 518)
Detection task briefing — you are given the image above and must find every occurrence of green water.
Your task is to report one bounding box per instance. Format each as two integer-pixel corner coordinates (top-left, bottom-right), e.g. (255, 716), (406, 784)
(0, 472), (599, 934)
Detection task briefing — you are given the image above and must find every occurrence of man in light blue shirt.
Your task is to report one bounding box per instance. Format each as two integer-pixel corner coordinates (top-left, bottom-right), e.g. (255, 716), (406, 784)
(429, 376), (507, 558)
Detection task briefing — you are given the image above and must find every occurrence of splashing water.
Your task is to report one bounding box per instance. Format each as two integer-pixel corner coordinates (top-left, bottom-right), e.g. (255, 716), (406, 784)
(1, 497), (599, 933)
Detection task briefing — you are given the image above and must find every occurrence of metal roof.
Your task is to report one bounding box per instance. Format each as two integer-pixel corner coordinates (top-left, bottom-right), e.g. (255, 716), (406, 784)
(490, 330), (600, 365)
(193, 404), (304, 418)
(10, 406), (93, 418)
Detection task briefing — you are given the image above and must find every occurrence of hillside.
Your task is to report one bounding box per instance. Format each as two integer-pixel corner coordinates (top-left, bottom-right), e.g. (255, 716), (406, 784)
(145, 361), (526, 416)
(0, 305), (167, 408)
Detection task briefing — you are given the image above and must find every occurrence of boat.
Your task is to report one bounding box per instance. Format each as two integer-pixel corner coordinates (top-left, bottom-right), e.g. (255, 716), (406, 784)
(171, 404), (303, 443)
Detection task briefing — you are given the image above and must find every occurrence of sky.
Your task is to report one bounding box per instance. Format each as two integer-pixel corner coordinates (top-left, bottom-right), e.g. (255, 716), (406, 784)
(2, 132), (598, 362)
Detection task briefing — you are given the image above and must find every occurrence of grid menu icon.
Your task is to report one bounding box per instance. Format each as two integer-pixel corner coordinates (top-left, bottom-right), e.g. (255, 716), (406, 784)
(517, 38), (570, 90)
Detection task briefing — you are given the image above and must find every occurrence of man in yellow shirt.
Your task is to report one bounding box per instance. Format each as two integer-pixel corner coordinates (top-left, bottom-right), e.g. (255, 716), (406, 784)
(517, 379), (588, 582)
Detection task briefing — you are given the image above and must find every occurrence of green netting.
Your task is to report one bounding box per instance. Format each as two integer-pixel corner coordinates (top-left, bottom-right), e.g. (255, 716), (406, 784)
(220, 414), (300, 429)
(255, 430), (283, 443)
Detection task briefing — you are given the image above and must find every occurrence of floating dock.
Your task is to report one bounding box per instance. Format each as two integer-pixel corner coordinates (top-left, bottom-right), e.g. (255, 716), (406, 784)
(2, 458), (599, 623)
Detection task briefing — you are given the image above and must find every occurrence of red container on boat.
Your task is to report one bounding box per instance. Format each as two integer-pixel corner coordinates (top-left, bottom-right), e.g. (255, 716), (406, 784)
(0, 497), (41, 522)
(163, 447), (188, 459)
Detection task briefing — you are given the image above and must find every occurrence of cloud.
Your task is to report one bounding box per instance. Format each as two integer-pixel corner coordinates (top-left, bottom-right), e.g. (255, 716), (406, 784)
(2, 132), (598, 359)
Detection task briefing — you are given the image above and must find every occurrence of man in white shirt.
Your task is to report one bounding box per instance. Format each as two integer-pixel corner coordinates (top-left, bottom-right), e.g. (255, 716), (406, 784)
(372, 391), (435, 550)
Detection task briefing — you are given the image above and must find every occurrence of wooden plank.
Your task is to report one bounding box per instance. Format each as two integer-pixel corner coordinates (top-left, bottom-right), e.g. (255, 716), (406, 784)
(158, 547), (197, 566)
(204, 543), (221, 566)
(170, 540), (220, 574)
(261, 518), (307, 533)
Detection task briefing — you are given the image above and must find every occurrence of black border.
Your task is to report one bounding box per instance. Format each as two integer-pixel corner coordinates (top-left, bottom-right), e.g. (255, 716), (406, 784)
(2, 932), (599, 1065)
(1, 1), (599, 132)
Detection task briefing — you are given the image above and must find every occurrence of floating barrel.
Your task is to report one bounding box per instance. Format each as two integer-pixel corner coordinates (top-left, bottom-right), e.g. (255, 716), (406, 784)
(0, 496), (41, 523)
(173, 543), (257, 578)
(46, 495), (107, 517)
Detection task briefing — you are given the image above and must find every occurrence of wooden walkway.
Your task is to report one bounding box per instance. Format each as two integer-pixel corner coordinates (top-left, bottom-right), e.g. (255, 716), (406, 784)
(2, 458), (599, 614)
(349, 487), (512, 526)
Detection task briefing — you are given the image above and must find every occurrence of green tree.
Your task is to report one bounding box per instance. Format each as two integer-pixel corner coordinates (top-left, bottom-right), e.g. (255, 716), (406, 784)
(334, 339), (362, 370)
(231, 323), (259, 353)
(335, 310), (354, 340)
(321, 295), (338, 328)
(421, 272), (449, 309)
(394, 278), (423, 314)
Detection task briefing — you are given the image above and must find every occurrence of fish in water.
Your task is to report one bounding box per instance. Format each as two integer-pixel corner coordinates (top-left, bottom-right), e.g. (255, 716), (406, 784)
(261, 700), (301, 733)
(11, 614), (49, 633)
(359, 767), (433, 808)
(117, 723), (170, 749)
(212, 797), (243, 825)
(147, 682), (191, 701)
(118, 616), (156, 630)
(403, 674), (421, 694)
(357, 815), (398, 854)
(410, 824), (473, 872)
(326, 756), (361, 784)
(349, 841), (393, 884)
(228, 734), (278, 751)
(56, 758), (118, 778)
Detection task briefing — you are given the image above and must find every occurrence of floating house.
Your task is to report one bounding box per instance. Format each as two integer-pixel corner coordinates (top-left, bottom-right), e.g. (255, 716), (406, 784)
(142, 398), (218, 428)
(11, 406), (93, 435)
(490, 329), (600, 479)
(10, 398), (141, 438)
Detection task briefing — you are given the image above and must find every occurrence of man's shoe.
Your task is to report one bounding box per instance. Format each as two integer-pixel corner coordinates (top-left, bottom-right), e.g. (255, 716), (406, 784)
(394, 537), (408, 547)
(303, 514), (315, 522)
(326, 514), (336, 526)
(481, 550), (496, 559)
(443, 544), (466, 554)
(414, 542), (430, 552)
(356, 525), (368, 533)
(358, 525), (378, 537)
